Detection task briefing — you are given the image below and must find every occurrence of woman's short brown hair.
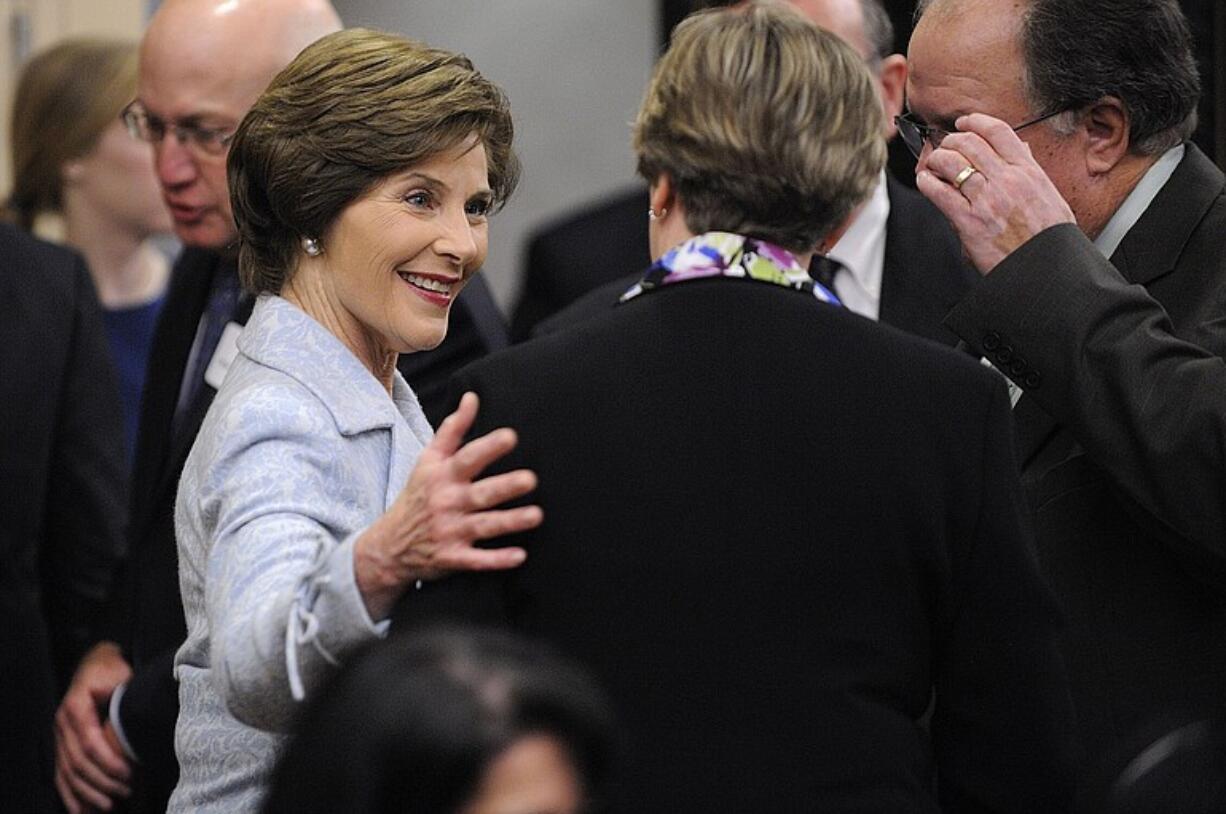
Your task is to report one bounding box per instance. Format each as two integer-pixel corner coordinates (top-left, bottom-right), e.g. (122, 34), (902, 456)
(634, 1), (886, 253)
(228, 28), (519, 294)
(6, 39), (138, 229)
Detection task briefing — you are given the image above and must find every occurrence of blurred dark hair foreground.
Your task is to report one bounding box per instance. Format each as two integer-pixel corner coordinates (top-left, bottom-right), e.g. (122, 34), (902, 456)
(262, 625), (617, 814)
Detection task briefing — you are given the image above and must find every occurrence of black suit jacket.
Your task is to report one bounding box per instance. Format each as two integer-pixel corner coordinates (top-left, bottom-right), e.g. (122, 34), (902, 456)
(100, 248), (508, 812)
(519, 177), (974, 346)
(510, 187), (650, 342)
(0, 224), (126, 813)
(405, 277), (1076, 812)
(944, 144), (1226, 766)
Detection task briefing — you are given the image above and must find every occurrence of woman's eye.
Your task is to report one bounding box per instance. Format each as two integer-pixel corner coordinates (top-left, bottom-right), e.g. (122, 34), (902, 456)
(404, 191), (432, 208)
(465, 198), (492, 218)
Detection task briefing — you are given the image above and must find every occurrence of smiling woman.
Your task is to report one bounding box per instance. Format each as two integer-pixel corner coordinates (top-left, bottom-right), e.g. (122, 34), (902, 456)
(169, 28), (537, 814)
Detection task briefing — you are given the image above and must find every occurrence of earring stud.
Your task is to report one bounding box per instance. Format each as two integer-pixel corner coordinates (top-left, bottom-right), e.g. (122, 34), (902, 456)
(648, 208), (668, 221)
(302, 237), (322, 257)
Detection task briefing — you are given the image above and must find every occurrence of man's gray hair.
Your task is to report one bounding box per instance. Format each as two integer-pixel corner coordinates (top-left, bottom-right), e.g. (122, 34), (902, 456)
(860, 0), (894, 63)
(915, 0), (1200, 155)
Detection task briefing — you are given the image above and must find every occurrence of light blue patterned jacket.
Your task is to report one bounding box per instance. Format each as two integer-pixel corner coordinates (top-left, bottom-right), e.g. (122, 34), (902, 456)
(169, 295), (433, 813)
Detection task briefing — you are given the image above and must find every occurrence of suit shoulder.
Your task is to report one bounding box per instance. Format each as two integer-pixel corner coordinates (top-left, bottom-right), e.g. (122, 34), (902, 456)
(527, 188), (649, 249)
(0, 222), (88, 300)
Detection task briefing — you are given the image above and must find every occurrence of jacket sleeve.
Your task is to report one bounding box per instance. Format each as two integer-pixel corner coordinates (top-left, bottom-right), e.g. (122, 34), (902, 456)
(180, 386), (387, 732)
(931, 374), (1078, 812)
(944, 223), (1226, 588)
(40, 255), (128, 688)
(114, 649), (178, 767)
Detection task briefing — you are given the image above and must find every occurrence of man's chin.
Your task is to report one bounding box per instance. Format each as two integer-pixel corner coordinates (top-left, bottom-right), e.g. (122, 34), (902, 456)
(173, 218), (238, 253)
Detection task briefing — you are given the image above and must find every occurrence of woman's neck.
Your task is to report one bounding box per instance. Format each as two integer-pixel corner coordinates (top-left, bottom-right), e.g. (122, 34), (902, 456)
(63, 200), (168, 309)
(281, 264), (399, 395)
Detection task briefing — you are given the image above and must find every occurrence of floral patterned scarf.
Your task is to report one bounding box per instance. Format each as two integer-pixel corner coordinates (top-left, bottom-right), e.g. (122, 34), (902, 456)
(619, 231), (842, 306)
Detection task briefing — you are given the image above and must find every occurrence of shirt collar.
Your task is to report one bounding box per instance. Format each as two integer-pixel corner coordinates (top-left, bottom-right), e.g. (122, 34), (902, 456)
(826, 170), (889, 315)
(237, 294), (420, 436)
(1094, 143), (1185, 259)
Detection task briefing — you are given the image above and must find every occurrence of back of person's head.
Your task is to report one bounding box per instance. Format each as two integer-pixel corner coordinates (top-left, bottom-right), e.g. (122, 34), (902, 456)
(6, 39), (137, 230)
(262, 626), (615, 814)
(227, 27), (518, 295)
(916, 0), (1199, 156)
(635, 0), (885, 253)
(690, 0), (895, 64)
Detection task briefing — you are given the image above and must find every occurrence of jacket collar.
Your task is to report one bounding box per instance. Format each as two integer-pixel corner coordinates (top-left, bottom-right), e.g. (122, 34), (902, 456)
(237, 294), (420, 436)
(1111, 143), (1225, 285)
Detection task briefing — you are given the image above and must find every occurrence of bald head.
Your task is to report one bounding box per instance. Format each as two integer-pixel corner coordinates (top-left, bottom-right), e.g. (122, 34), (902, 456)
(144, 0), (342, 100)
(787, 0), (871, 61)
(138, 0), (341, 248)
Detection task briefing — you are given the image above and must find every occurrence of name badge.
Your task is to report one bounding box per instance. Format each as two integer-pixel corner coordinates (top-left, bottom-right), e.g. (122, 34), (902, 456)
(204, 322), (244, 391)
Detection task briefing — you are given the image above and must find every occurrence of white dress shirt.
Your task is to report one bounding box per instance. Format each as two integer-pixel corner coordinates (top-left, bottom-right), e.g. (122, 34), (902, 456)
(826, 170), (890, 320)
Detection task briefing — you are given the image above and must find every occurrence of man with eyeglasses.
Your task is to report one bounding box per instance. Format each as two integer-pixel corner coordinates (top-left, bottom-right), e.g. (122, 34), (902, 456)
(50, 3), (343, 814)
(520, 0), (975, 348)
(905, 0), (1226, 774)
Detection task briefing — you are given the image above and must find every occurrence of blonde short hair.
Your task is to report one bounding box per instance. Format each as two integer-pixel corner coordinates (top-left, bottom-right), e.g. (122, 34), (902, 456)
(6, 39), (138, 229)
(634, 1), (885, 253)
(228, 28), (518, 294)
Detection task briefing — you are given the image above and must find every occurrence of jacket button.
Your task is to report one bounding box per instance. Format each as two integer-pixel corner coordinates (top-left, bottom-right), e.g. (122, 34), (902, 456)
(996, 345), (1014, 364)
(983, 331), (1002, 351)
(1024, 371), (1042, 389)
(1009, 357), (1028, 376)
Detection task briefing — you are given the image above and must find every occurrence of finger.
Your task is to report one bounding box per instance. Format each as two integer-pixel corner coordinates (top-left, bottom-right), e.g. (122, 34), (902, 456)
(436, 541), (530, 574)
(54, 765), (83, 814)
(468, 469), (538, 510)
(463, 505), (545, 541)
(59, 701), (130, 780)
(56, 735), (119, 811)
(56, 718), (130, 800)
(924, 145), (982, 191)
(936, 130), (1011, 181)
(450, 427), (519, 481)
(916, 169), (972, 223)
(956, 112), (1038, 164)
(431, 391), (479, 456)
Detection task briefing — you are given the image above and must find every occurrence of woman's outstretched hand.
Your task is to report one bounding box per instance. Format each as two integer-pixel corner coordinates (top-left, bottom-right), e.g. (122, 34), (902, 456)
(355, 392), (541, 619)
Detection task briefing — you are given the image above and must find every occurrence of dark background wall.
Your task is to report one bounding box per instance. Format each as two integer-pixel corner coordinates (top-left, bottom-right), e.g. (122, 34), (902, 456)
(662, 0), (1225, 181)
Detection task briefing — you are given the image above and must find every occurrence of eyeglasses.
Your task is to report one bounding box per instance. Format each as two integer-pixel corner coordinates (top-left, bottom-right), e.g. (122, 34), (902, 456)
(121, 101), (235, 157)
(894, 109), (1067, 159)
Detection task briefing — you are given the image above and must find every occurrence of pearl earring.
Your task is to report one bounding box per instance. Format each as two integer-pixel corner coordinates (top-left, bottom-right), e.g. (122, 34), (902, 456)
(302, 237), (322, 257)
(648, 207), (668, 221)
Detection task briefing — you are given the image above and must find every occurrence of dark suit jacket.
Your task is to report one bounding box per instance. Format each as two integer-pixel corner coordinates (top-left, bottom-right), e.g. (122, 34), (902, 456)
(0, 224), (126, 813)
(404, 277), (1076, 812)
(944, 144), (1226, 766)
(510, 187), (650, 342)
(99, 248), (508, 812)
(520, 177), (974, 346)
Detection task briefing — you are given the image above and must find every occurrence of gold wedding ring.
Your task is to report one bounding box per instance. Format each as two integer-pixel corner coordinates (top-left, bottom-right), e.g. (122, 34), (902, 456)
(952, 164), (979, 191)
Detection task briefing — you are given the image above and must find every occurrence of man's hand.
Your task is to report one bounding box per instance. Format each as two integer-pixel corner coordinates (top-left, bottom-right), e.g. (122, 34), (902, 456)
(54, 642), (133, 813)
(916, 113), (1076, 274)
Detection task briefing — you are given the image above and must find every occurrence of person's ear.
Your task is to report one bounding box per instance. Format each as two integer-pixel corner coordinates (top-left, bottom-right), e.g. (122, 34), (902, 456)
(876, 54), (907, 141)
(1081, 96), (1131, 176)
(649, 173), (675, 220)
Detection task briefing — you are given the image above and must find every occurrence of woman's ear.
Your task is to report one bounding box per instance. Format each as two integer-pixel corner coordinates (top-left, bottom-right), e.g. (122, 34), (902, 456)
(649, 173), (675, 219)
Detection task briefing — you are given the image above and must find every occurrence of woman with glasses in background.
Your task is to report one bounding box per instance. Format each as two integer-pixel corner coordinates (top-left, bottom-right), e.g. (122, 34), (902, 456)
(6, 39), (173, 463)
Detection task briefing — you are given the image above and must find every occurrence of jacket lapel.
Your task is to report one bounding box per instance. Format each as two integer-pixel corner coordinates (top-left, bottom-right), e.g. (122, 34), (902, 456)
(879, 176), (975, 347)
(128, 249), (219, 543)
